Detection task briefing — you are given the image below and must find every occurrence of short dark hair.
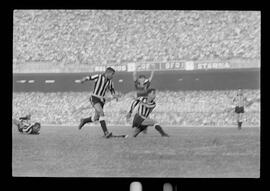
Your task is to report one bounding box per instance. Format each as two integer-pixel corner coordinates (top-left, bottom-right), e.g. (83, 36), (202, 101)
(139, 75), (146, 79)
(147, 88), (156, 95)
(106, 67), (115, 73)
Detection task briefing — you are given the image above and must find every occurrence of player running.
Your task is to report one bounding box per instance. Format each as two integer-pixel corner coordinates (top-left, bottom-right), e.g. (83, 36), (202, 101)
(126, 69), (154, 122)
(77, 67), (118, 138)
(131, 88), (169, 137)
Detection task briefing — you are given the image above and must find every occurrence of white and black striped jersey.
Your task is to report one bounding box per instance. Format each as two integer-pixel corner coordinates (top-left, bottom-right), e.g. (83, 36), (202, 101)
(133, 97), (156, 118)
(85, 74), (115, 97)
(233, 94), (247, 107)
(18, 120), (34, 134)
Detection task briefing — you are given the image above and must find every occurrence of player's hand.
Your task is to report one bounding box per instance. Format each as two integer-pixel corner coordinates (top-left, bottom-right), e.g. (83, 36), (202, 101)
(79, 77), (89, 83)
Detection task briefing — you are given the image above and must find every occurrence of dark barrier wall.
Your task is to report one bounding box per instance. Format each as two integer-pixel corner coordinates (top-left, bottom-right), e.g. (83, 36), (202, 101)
(13, 69), (260, 93)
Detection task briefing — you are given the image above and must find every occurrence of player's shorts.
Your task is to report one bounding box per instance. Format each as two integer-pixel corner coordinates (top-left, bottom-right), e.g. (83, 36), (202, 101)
(235, 106), (244, 113)
(136, 92), (148, 97)
(136, 88), (149, 97)
(132, 113), (148, 130)
(90, 95), (105, 108)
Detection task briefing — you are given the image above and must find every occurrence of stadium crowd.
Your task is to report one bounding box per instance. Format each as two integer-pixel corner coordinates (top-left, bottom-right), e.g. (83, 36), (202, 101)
(13, 10), (260, 72)
(12, 10), (260, 127)
(12, 90), (260, 127)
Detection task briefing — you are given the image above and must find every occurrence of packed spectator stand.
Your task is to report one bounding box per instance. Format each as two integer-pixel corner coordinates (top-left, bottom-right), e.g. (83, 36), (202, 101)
(12, 90), (260, 127)
(13, 10), (260, 127)
(13, 10), (260, 72)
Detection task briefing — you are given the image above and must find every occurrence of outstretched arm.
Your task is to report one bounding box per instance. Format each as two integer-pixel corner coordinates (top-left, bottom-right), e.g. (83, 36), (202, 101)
(79, 74), (99, 83)
(149, 70), (154, 82)
(133, 70), (137, 81)
(246, 97), (260, 107)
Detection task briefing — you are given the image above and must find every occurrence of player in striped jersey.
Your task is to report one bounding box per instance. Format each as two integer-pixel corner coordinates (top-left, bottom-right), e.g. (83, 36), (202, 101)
(233, 89), (247, 130)
(16, 114), (41, 135)
(131, 88), (169, 137)
(77, 67), (118, 138)
(126, 70), (154, 129)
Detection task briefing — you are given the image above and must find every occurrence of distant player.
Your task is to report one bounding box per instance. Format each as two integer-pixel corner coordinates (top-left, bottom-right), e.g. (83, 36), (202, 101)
(77, 67), (118, 138)
(233, 89), (247, 130)
(15, 114), (41, 135)
(131, 88), (169, 137)
(233, 89), (260, 130)
(126, 69), (154, 124)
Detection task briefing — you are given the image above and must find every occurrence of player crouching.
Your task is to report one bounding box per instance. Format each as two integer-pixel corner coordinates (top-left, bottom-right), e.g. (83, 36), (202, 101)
(131, 88), (169, 137)
(15, 114), (41, 135)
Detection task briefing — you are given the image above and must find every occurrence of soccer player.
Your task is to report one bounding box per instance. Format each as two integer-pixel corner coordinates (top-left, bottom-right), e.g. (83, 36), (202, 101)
(126, 69), (154, 134)
(131, 88), (169, 137)
(16, 114), (41, 135)
(233, 89), (247, 130)
(77, 67), (118, 138)
(126, 69), (154, 122)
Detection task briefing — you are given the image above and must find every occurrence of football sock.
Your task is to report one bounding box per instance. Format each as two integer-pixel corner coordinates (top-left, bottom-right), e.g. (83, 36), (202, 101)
(99, 116), (109, 135)
(84, 116), (93, 123)
(133, 127), (141, 137)
(154, 124), (167, 136)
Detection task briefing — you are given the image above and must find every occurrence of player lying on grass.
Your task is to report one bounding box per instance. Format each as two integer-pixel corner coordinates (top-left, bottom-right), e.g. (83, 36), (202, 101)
(131, 88), (169, 137)
(77, 67), (119, 138)
(14, 114), (41, 135)
(126, 69), (154, 134)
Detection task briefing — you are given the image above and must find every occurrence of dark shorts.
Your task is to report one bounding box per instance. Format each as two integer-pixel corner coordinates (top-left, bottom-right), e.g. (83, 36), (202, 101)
(136, 92), (148, 97)
(235, 106), (244, 114)
(132, 113), (148, 130)
(90, 95), (105, 108)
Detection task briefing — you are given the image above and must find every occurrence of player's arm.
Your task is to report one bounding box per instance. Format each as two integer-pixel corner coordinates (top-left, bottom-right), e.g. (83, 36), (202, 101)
(109, 81), (119, 101)
(140, 101), (156, 108)
(128, 97), (141, 114)
(21, 123), (33, 133)
(133, 70), (137, 81)
(245, 97), (260, 107)
(148, 70), (154, 82)
(126, 98), (140, 120)
(79, 74), (99, 83)
(109, 81), (116, 95)
(232, 97), (236, 104)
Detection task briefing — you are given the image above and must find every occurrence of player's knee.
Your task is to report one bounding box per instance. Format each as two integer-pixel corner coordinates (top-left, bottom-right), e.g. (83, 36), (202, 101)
(94, 115), (100, 121)
(154, 123), (161, 129)
(99, 116), (107, 121)
(99, 111), (105, 116)
(95, 109), (104, 116)
(150, 119), (157, 126)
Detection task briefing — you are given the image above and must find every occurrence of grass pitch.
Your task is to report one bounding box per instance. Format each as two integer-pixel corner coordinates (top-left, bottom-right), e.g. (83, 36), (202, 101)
(12, 125), (260, 177)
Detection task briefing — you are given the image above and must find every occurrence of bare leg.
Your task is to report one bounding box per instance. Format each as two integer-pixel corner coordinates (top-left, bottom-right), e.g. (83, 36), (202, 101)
(141, 118), (169, 137)
(93, 103), (112, 138)
(78, 111), (100, 130)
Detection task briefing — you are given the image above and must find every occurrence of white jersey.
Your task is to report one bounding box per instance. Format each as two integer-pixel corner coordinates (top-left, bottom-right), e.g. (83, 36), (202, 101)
(233, 94), (246, 107)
